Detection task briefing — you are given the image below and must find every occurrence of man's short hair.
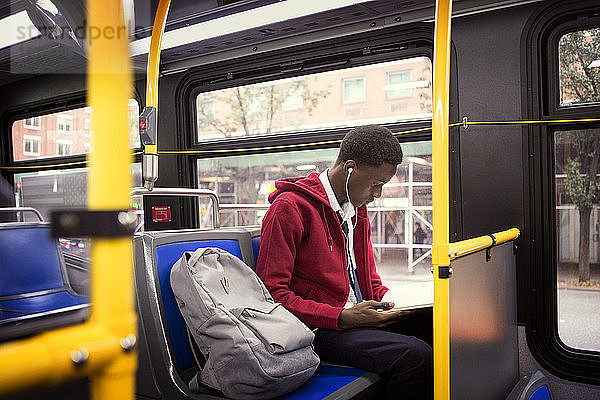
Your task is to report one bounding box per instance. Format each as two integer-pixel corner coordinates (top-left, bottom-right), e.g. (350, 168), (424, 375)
(336, 125), (403, 167)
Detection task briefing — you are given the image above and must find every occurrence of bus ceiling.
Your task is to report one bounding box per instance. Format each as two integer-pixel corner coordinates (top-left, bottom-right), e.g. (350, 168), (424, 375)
(0, 0), (545, 84)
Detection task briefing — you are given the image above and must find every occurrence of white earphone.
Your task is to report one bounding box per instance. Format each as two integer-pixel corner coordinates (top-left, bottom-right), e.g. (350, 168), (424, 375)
(344, 165), (358, 229)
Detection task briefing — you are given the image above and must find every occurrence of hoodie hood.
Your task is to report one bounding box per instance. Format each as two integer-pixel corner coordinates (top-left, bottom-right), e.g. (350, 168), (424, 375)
(269, 172), (336, 252)
(268, 172), (330, 205)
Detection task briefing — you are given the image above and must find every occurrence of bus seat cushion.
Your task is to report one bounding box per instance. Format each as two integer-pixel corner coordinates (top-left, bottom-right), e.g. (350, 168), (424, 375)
(530, 385), (551, 400)
(0, 291), (87, 324)
(279, 364), (368, 400)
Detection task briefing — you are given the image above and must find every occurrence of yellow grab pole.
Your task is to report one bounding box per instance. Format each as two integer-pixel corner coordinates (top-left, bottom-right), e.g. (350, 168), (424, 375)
(449, 228), (520, 260)
(87, 0), (137, 398)
(431, 0), (453, 399)
(144, 0), (171, 156)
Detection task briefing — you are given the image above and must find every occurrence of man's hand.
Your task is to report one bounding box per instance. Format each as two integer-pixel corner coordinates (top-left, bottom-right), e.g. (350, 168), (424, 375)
(338, 300), (412, 329)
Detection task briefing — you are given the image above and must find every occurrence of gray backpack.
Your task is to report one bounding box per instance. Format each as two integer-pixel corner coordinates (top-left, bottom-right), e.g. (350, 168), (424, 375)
(170, 247), (320, 399)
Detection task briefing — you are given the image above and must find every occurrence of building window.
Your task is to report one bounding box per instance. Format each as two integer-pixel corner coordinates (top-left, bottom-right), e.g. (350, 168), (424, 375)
(386, 70), (412, 99)
(57, 140), (72, 156)
(57, 115), (73, 133)
(282, 86), (304, 111)
(23, 135), (41, 156)
(24, 117), (41, 130)
(342, 77), (366, 104)
(344, 107), (362, 118)
(390, 102), (409, 113)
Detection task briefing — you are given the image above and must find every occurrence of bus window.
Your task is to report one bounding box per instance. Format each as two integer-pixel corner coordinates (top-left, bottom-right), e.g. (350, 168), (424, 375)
(555, 128), (600, 352)
(14, 164), (142, 223)
(195, 57), (432, 142)
(197, 141), (433, 288)
(11, 99), (140, 162)
(558, 27), (600, 107)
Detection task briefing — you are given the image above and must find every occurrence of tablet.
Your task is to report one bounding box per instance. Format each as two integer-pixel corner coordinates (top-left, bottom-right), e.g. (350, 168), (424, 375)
(390, 303), (433, 312)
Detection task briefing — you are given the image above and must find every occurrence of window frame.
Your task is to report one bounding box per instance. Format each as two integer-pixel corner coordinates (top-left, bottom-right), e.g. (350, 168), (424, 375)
(523, 0), (600, 385)
(24, 117), (41, 130)
(56, 139), (73, 156)
(56, 114), (73, 134)
(22, 135), (41, 156)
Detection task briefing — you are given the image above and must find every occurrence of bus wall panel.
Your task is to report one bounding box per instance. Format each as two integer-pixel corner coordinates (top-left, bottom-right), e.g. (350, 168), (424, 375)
(452, 6), (534, 239)
(450, 242), (518, 400)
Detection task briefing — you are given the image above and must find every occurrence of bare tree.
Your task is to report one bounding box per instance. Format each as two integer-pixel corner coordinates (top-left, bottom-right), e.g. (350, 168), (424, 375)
(197, 79), (330, 138)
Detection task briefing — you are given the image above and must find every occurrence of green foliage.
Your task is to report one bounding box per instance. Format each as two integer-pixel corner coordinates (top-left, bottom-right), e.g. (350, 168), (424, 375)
(565, 159), (600, 209)
(558, 28), (600, 104)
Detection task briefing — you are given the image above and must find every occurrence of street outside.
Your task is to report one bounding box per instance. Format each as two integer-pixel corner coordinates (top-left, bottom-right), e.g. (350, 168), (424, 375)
(559, 288), (600, 351)
(378, 257), (600, 352)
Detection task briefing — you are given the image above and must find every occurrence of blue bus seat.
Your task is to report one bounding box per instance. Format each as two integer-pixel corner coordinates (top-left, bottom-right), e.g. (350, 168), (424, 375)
(0, 223), (89, 341)
(133, 227), (382, 400)
(506, 370), (552, 400)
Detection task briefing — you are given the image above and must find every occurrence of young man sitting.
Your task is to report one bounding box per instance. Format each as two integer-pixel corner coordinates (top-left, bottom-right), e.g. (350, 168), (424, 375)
(256, 125), (432, 400)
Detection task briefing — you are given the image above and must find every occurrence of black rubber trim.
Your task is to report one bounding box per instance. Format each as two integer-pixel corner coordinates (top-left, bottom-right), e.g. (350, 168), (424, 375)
(51, 210), (135, 238)
(439, 266), (451, 279)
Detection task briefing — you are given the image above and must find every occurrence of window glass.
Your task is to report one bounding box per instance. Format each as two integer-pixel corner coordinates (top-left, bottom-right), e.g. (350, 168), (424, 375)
(197, 141), (433, 303)
(14, 164), (142, 223)
(195, 57), (432, 141)
(12, 99), (140, 161)
(558, 27), (600, 106)
(554, 128), (600, 351)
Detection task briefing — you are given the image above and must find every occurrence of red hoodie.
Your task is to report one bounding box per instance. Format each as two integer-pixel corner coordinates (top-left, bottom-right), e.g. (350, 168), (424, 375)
(256, 171), (389, 330)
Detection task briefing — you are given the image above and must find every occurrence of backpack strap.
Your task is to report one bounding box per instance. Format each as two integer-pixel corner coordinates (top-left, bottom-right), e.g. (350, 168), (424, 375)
(186, 328), (211, 394)
(186, 327), (206, 369)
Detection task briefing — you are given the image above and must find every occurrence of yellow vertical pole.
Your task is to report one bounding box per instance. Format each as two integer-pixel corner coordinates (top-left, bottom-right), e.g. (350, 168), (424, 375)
(431, 0), (453, 399)
(87, 0), (137, 399)
(144, 0), (171, 156)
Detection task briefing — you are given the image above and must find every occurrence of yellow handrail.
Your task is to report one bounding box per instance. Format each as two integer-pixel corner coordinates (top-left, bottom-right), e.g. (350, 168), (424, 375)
(0, 1), (137, 398)
(144, 0), (171, 157)
(431, 0), (452, 399)
(449, 228), (520, 260)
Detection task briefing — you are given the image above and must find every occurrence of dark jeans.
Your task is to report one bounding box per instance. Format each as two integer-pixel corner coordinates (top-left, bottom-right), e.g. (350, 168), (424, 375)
(313, 308), (433, 400)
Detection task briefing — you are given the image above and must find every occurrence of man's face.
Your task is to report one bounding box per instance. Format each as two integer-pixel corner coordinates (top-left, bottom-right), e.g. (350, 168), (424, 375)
(348, 162), (398, 207)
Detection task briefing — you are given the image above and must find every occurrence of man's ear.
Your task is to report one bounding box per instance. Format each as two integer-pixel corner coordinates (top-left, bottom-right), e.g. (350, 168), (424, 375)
(344, 160), (356, 174)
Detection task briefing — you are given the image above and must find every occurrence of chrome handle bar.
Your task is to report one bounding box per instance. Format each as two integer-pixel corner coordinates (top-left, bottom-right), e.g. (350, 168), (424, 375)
(0, 207), (45, 222)
(219, 204), (270, 210)
(130, 187), (220, 228)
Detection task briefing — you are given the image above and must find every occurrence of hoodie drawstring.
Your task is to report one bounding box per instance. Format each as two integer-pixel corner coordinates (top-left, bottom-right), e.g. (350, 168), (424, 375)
(321, 204), (333, 252)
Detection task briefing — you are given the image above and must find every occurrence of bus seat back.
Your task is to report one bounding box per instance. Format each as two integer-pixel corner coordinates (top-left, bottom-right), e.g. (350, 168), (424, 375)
(0, 223), (88, 340)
